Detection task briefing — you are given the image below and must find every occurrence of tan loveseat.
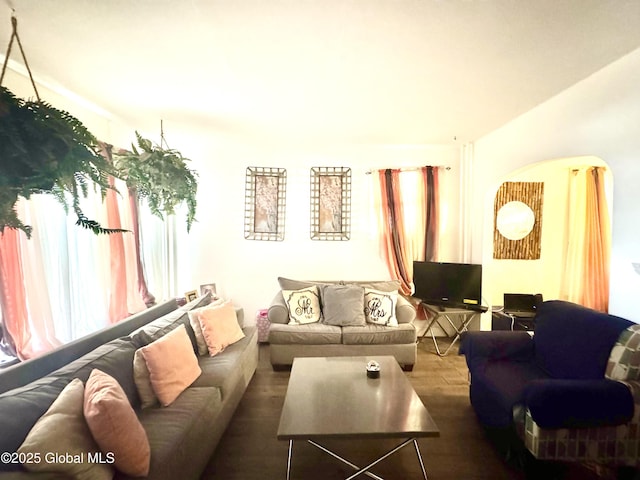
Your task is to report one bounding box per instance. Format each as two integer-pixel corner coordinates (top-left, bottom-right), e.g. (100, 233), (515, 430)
(267, 278), (417, 371)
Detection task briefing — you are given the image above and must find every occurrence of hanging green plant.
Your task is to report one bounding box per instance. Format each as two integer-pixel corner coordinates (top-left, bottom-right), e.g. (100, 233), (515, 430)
(0, 15), (126, 238)
(1, 16), (197, 237)
(0, 86), (127, 237)
(112, 131), (198, 232)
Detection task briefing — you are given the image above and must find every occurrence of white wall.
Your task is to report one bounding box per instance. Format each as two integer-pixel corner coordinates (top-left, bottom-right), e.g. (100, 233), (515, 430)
(473, 47), (640, 323)
(174, 134), (462, 322)
(9, 44), (640, 326)
(4, 66), (464, 325)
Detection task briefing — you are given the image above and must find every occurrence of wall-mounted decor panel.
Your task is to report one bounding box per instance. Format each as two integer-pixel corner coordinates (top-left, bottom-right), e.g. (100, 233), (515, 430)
(244, 167), (286, 241)
(310, 167), (351, 241)
(493, 181), (544, 259)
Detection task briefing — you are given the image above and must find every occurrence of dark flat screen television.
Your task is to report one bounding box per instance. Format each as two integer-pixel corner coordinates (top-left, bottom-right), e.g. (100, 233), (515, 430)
(413, 261), (483, 311)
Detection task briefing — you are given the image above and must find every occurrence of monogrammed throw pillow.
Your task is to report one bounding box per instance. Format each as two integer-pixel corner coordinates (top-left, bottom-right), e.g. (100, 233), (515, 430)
(282, 286), (322, 325)
(364, 288), (398, 327)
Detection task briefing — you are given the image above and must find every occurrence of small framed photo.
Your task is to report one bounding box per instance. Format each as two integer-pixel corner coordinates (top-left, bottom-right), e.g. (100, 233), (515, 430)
(184, 290), (198, 302)
(200, 283), (217, 297)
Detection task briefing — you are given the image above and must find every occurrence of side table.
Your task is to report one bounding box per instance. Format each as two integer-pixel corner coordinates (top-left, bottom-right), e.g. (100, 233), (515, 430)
(419, 303), (481, 356)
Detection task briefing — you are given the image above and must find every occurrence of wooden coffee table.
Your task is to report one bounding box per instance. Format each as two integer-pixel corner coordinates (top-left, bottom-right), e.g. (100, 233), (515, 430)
(277, 356), (440, 479)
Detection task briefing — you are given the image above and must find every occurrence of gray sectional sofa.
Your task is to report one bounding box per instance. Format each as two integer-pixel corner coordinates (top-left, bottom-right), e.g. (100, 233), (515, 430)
(268, 278), (417, 370)
(0, 294), (258, 480)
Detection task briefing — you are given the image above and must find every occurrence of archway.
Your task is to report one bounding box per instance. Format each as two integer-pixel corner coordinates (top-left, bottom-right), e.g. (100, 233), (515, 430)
(480, 156), (613, 329)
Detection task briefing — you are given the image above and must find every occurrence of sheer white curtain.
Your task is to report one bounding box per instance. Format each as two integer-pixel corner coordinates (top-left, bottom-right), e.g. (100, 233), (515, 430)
(1, 172), (190, 359)
(139, 204), (190, 302)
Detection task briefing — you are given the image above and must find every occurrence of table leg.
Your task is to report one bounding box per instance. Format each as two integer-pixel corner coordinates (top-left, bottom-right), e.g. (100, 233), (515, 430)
(343, 439), (412, 480)
(427, 311), (478, 356)
(413, 439), (428, 480)
(308, 440), (384, 480)
(286, 440), (293, 480)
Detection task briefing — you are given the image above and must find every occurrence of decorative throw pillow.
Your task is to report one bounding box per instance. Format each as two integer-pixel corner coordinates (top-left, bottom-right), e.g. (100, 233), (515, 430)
(84, 369), (151, 477)
(364, 288), (399, 327)
(322, 284), (366, 326)
(197, 300), (246, 356)
(133, 349), (158, 409)
(139, 324), (202, 406)
(188, 297), (225, 356)
(17, 378), (114, 480)
(282, 286), (322, 325)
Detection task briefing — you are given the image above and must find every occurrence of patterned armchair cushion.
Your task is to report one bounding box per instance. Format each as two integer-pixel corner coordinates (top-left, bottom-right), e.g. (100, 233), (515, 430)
(522, 323), (640, 467)
(606, 324), (640, 381)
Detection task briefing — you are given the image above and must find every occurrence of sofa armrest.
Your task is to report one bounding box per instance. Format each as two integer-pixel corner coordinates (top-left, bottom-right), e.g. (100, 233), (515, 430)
(396, 295), (416, 324)
(524, 378), (634, 428)
(267, 291), (289, 324)
(459, 331), (534, 361)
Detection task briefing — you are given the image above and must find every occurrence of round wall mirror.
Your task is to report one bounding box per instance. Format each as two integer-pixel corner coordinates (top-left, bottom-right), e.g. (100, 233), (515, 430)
(496, 200), (535, 240)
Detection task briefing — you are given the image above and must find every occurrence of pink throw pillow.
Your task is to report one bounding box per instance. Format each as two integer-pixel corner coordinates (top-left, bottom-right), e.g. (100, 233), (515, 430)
(196, 301), (245, 356)
(84, 369), (150, 477)
(140, 324), (202, 406)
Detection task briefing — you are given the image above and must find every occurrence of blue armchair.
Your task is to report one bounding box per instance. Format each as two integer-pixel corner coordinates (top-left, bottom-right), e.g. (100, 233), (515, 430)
(460, 300), (640, 469)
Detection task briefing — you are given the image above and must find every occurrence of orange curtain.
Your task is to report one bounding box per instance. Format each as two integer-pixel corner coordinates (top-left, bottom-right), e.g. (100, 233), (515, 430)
(561, 166), (611, 312)
(378, 169), (411, 294)
(583, 167), (611, 311)
(376, 167), (440, 295)
(0, 229), (31, 360)
(423, 166), (439, 261)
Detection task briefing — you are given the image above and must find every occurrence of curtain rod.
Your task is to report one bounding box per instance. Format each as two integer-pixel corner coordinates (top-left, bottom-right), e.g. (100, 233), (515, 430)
(365, 165), (451, 175)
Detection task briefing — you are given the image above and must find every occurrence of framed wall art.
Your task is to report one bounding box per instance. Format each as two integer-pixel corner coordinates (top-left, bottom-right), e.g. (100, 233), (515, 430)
(493, 181), (544, 259)
(310, 166), (351, 241)
(244, 167), (287, 241)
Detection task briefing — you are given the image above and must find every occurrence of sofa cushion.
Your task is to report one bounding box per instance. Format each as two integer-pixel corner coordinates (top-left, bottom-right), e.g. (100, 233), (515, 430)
(54, 337), (140, 408)
(134, 349), (158, 409)
(277, 277), (327, 291)
(268, 323), (342, 345)
(129, 308), (199, 354)
(187, 297), (225, 355)
(0, 338), (138, 467)
(18, 378), (114, 480)
(139, 325), (202, 406)
(322, 284), (366, 327)
(0, 375), (71, 470)
(523, 378), (634, 429)
(84, 369), (150, 477)
(197, 301), (246, 356)
(364, 288), (398, 327)
(138, 386), (222, 480)
(341, 323), (416, 345)
(192, 327), (258, 399)
(534, 300), (633, 379)
(282, 286), (323, 325)
(354, 280), (402, 292)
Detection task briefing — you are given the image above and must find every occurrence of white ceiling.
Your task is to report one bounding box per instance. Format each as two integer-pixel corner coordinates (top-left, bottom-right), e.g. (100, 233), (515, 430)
(2, 0), (640, 145)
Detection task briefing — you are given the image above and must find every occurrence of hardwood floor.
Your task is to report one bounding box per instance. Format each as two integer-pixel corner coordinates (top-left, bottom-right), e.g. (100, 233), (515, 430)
(201, 340), (611, 480)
